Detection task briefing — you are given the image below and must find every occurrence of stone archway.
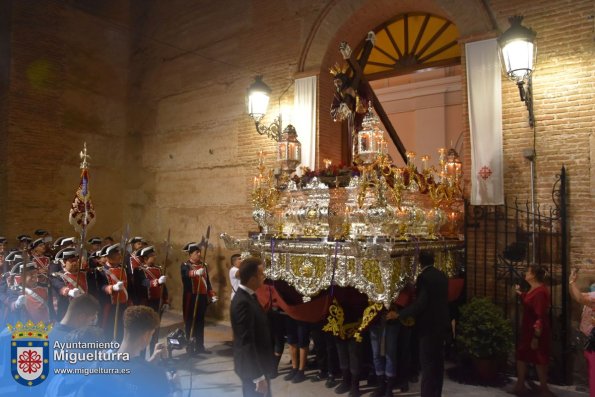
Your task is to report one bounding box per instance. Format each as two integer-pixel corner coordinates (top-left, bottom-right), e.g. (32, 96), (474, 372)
(296, 0), (497, 166)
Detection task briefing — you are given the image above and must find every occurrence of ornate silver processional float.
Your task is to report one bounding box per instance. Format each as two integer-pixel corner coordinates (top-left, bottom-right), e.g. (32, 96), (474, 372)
(222, 35), (465, 339)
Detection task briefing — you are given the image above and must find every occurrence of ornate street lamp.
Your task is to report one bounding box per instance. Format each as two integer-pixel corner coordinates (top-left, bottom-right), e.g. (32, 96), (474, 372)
(247, 76), (281, 141)
(498, 16), (537, 127)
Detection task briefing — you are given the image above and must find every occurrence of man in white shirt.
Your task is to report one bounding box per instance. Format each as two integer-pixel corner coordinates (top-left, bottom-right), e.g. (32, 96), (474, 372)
(229, 254), (241, 301)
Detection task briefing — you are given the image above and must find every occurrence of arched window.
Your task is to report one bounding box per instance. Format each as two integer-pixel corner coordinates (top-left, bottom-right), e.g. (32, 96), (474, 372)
(350, 13), (463, 167)
(358, 13), (461, 79)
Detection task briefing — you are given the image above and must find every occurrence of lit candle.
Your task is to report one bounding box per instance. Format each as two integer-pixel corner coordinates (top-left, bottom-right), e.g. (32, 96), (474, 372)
(323, 159), (332, 169)
(371, 131), (379, 153)
(394, 168), (402, 181)
(406, 151), (416, 167)
(360, 133), (369, 152)
(253, 176), (258, 191)
(421, 155), (429, 171)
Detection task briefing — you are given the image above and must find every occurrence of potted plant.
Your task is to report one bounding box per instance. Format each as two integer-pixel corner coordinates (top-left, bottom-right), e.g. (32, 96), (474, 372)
(456, 297), (513, 383)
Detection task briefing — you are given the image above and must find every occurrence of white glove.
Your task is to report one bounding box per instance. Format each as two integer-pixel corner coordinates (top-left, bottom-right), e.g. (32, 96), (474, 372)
(113, 281), (124, 291)
(161, 303), (170, 311)
(158, 275), (167, 284)
(210, 296), (218, 304)
(191, 268), (205, 277)
(68, 288), (82, 298)
(14, 295), (26, 309)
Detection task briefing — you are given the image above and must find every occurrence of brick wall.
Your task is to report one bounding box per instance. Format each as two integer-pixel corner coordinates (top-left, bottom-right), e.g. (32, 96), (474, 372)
(2, 0), (131, 240)
(127, 0), (331, 315)
(0, 0), (12, 228)
(489, 0), (595, 266)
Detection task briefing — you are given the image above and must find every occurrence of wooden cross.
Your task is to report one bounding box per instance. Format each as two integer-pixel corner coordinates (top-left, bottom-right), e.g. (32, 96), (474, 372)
(339, 33), (408, 163)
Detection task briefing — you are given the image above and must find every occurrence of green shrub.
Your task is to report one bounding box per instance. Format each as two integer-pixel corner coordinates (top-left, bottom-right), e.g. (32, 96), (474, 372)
(457, 297), (514, 359)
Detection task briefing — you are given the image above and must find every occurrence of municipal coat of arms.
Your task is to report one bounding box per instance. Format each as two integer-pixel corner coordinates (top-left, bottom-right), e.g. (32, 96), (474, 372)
(7, 320), (52, 387)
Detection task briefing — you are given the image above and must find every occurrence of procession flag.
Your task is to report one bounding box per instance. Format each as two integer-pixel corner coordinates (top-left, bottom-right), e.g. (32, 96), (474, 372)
(69, 143), (96, 233)
(466, 38), (504, 205)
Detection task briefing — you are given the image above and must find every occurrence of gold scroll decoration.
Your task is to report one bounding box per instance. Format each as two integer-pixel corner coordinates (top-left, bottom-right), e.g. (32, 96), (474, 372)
(362, 259), (384, 294)
(353, 302), (384, 342)
(322, 298), (360, 340)
(290, 255), (326, 279)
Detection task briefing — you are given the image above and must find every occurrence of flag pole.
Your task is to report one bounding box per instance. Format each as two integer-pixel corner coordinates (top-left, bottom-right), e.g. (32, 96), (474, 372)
(69, 142), (96, 294)
(76, 143), (90, 279)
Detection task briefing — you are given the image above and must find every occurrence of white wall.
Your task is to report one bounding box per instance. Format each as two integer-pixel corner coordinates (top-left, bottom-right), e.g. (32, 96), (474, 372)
(370, 66), (463, 168)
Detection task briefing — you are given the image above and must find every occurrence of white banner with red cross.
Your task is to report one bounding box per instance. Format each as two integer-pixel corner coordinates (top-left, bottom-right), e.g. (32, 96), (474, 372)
(466, 38), (504, 205)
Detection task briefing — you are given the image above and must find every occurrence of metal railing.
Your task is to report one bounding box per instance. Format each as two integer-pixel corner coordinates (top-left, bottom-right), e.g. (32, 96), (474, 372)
(464, 166), (570, 384)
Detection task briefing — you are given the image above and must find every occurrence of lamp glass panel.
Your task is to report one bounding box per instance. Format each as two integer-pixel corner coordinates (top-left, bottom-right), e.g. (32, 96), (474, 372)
(278, 142), (287, 161)
(502, 40), (534, 80)
(248, 92), (270, 118)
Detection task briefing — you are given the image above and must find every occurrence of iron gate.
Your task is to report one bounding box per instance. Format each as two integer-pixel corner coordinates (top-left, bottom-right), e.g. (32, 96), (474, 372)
(464, 166), (571, 384)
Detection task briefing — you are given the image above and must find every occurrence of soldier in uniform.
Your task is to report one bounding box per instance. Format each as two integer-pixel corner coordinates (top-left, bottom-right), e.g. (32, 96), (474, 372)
(102, 236), (114, 247)
(50, 248), (87, 321)
(97, 243), (129, 341)
(181, 242), (217, 354)
(2, 252), (22, 283)
(16, 234), (32, 251)
(135, 245), (169, 311)
(34, 229), (54, 256)
(126, 236), (145, 272)
(86, 243), (103, 300)
(30, 238), (51, 284)
(34, 229), (47, 237)
(135, 245), (169, 354)
(88, 244), (110, 327)
(50, 237), (77, 259)
(30, 237), (57, 321)
(59, 237), (77, 249)
(7, 262), (50, 323)
(86, 237), (103, 294)
(0, 251), (22, 323)
(124, 236), (145, 305)
(87, 237), (103, 254)
(51, 237), (65, 257)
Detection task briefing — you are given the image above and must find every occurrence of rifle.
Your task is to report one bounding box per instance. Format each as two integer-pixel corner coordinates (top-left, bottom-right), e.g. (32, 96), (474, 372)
(156, 229), (171, 332)
(113, 224), (130, 341)
(75, 142), (90, 290)
(73, 230), (87, 293)
(21, 248), (31, 298)
(187, 225), (211, 354)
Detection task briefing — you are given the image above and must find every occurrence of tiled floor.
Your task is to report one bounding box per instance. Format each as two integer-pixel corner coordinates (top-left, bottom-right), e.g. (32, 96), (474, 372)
(160, 313), (588, 397)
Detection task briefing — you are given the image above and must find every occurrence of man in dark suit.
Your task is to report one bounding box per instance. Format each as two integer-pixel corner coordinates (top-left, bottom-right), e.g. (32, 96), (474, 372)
(230, 257), (274, 397)
(397, 250), (449, 397)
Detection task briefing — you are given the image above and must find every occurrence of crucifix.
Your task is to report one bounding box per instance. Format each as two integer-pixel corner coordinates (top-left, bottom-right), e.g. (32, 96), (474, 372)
(334, 32), (408, 164)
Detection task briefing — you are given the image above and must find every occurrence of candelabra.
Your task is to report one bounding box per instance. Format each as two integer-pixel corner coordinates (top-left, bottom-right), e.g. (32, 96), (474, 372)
(251, 151), (279, 235)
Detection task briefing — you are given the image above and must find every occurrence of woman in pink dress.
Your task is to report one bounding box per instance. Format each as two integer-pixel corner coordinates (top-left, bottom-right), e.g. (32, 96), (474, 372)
(511, 264), (554, 397)
(568, 265), (595, 396)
